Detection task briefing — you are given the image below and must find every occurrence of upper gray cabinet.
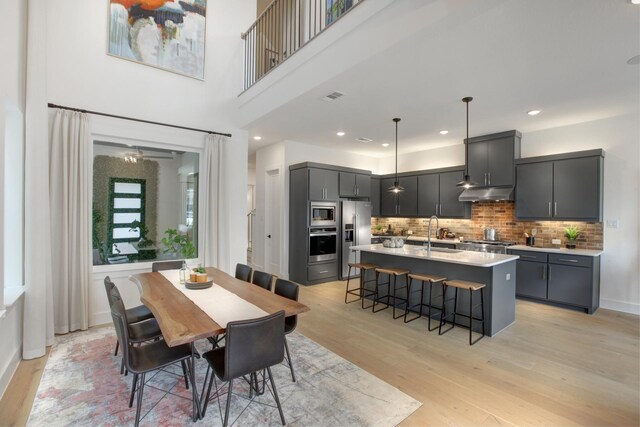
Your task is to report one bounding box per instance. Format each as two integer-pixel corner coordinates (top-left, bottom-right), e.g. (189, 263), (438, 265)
(339, 172), (371, 198)
(417, 170), (470, 218)
(380, 176), (418, 217)
(370, 177), (380, 217)
(309, 167), (339, 201)
(466, 130), (522, 187)
(515, 150), (604, 221)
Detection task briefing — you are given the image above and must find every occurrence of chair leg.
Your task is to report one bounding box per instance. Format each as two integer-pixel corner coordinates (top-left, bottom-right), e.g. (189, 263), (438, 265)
(267, 367), (286, 426)
(283, 336), (296, 382)
(120, 358), (125, 375)
(181, 360), (190, 390)
(344, 265), (352, 303)
(134, 372), (145, 427)
(129, 373), (138, 408)
(223, 379), (234, 427)
(202, 366), (215, 417)
(114, 341), (119, 356)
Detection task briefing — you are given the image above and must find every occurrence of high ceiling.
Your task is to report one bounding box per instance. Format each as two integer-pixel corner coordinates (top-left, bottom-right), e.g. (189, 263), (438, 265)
(245, 0), (639, 157)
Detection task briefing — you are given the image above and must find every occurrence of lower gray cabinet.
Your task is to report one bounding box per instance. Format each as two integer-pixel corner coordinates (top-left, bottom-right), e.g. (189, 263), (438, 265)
(508, 249), (600, 314)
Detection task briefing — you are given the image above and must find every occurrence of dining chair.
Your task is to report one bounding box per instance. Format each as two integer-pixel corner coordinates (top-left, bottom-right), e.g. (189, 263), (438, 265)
(103, 276), (155, 358)
(251, 270), (273, 291)
(235, 263), (253, 283)
(151, 260), (183, 272)
(110, 287), (196, 427)
(274, 278), (299, 382)
(201, 310), (286, 427)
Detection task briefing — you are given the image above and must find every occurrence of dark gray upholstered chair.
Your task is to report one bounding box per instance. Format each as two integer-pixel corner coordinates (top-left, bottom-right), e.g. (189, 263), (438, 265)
(103, 276), (155, 358)
(274, 278), (299, 382)
(235, 263), (253, 283)
(251, 270), (273, 291)
(110, 287), (195, 426)
(151, 260), (183, 272)
(201, 311), (286, 427)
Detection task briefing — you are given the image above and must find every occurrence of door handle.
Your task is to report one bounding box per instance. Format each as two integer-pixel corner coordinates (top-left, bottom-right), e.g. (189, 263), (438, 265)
(484, 173), (487, 186)
(558, 258), (579, 263)
(267, 234), (271, 238)
(554, 202), (557, 216)
(548, 202), (552, 217)
(541, 264), (546, 280)
(487, 172), (491, 185)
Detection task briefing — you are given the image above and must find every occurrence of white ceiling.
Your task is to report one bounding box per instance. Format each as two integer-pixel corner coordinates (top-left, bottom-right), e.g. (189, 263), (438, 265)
(246, 0), (640, 157)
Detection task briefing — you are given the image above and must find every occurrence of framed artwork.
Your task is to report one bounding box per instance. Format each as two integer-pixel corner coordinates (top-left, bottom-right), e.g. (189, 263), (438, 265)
(108, 0), (207, 80)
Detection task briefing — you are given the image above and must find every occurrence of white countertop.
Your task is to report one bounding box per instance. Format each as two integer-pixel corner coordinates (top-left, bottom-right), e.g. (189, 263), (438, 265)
(372, 235), (460, 244)
(509, 245), (603, 257)
(351, 244), (519, 267)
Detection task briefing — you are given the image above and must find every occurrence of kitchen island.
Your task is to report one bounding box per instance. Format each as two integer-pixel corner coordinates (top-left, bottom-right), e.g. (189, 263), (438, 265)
(351, 244), (520, 336)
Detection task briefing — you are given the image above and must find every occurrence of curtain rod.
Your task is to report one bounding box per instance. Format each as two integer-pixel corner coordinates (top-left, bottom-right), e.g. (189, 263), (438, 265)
(47, 103), (232, 138)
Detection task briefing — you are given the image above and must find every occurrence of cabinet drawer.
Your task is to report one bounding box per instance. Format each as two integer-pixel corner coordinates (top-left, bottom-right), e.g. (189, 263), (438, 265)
(308, 263), (336, 281)
(548, 253), (592, 268)
(509, 250), (548, 263)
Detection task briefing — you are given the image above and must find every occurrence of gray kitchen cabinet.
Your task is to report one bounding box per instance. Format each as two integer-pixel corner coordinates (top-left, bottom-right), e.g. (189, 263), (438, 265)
(515, 150), (603, 221)
(370, 177), (380, 217)
(515, 162), (553, 218)
(467, 130), (521, 187)
(339, 172), (370, 198)
(309, 168), (339, 200)
(553, 157), (600, 220)
(417, 173), (439, 217)
(418, 170), (469, 218)
(380, 176), (418, 217)
(507, 249), (600, 314)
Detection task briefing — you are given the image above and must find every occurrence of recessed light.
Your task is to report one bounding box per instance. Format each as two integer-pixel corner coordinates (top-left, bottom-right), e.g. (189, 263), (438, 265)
(439, 130), (449, 135)
(632, 0), (640, 5)
(336, 131), (345, 136)
(527, 110), (541, 116)
(253, 136), (262, 140)
(356, 137), (373, 143)
(382, 143), (390, 147)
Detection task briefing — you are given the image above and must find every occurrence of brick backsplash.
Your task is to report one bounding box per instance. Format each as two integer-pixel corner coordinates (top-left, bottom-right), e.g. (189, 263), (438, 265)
(372, 201), (603, 250)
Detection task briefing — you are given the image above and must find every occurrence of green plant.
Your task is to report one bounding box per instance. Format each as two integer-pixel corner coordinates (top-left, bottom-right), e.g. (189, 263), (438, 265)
(129, 220), (154, 248)
(193, 265), (206, 274)
(92, 207), (103, 249)
(374, 224), (384, 232)
(161, 228), (196, 259)
(565, 226), (581, 242)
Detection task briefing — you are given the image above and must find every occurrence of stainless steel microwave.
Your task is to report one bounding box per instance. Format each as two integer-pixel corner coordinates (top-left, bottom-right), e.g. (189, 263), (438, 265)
(310, 202), (337, 226)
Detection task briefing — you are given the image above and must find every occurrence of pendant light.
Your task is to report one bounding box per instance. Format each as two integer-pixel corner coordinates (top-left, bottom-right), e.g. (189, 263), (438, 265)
(456, 96), (479, 189)
(388, 118), (404, 193)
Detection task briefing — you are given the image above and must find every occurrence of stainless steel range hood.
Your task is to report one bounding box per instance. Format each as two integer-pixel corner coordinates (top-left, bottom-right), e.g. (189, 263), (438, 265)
(458, 187), (514, 202)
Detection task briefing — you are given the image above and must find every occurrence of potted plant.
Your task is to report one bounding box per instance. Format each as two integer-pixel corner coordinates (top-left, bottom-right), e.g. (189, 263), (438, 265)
(565, 226), (581, 249)
(373, 224), (384, 235)
(130, 220), (157, 260)
(161, 228), (197, 259)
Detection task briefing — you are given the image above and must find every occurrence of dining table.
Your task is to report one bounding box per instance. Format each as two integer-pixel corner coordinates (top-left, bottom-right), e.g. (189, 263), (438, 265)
(129, 266), (310, 421)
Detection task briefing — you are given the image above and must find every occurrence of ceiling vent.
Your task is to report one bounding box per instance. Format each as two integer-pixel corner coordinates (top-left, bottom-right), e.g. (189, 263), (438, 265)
(322, 91), (345, 102)
(356, 137), (373, 143)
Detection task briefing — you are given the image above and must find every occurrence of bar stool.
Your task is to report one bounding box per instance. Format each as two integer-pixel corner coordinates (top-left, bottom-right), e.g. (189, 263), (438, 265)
(438, 280), (486, 345)
(404, 273), (447, 330)
(373, 267), (410, 319)
(345, 262), (379, 309)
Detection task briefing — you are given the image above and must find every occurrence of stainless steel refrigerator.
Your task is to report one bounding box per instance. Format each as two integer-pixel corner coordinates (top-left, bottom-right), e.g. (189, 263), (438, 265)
(340, 200), (372, 280)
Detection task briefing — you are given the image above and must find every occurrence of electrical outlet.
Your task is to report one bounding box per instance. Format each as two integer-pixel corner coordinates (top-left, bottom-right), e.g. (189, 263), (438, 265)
(506, 273), (511, 280)
(606, 220), (620, 229)
(552, 238), (561, 245)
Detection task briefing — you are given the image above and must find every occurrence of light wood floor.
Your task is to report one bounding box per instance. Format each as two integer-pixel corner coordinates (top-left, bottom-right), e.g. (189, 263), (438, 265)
(1, 280), (639, 426)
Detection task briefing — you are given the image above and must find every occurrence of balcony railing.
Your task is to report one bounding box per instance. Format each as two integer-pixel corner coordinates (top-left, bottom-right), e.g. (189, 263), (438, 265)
(241, 0), (363, 91)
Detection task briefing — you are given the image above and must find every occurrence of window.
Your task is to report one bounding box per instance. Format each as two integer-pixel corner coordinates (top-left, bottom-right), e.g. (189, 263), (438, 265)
(93, 141), (199, 265)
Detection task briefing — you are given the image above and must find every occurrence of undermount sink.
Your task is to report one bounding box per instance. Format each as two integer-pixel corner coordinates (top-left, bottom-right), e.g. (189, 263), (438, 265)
(422, 247), (463, 254)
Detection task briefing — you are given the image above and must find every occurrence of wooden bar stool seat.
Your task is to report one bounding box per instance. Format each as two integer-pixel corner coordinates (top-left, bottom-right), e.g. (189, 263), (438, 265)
(404, 273), (447, 328)
(373, 267), (410, 319)
(345, 262), (379, 309)
(439, 279), (486, 345)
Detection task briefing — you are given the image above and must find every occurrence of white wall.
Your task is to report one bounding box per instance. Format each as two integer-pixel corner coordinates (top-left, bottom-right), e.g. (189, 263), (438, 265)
(40, 0), (256, 325)
(375, 143), (464, 174)
(0, 0), (27, 399)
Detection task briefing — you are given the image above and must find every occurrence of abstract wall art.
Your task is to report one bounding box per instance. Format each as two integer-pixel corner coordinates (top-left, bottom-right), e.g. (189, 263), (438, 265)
(108, 0), (207, 80)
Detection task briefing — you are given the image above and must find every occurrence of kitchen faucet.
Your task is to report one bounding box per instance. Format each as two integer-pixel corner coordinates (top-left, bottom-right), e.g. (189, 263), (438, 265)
(426, 215), (439, 254)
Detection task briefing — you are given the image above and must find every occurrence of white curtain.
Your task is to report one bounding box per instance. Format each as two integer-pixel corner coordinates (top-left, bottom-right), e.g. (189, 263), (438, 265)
(49, 109), (92, 334)
(201, 134), (225, 268)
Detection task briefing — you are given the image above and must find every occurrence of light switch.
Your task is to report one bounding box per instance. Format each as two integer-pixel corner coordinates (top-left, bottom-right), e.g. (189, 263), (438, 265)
(606, 220), (620, 229)
(506, 273), (511, 280)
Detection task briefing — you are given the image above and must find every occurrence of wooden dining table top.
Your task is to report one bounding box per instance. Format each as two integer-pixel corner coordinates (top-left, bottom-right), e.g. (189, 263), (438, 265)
(130, 267), (310, 347)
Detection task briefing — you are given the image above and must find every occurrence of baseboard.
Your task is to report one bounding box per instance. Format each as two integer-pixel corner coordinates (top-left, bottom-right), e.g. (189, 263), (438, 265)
(90, 311), (112, 328)
(600, 298), (640, 315)
(0, 345), (22, 400)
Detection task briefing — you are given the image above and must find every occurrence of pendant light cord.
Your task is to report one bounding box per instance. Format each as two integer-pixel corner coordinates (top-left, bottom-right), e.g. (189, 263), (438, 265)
(395, 119), (399, 182)
(462, 97), (473, 177)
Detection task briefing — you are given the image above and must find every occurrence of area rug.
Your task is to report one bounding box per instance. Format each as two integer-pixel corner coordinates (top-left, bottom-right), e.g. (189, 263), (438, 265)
(28, 327), (421, 426)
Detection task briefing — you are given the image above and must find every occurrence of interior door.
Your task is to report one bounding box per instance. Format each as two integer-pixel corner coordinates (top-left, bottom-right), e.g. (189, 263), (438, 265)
(265, 169), (281, 275)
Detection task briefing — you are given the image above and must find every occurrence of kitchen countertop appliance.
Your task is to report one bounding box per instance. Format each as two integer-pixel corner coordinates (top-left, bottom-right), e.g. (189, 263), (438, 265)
(456, 239), (516, 254)
(483, 228), (497, 241)
(341, 200), (372, 279)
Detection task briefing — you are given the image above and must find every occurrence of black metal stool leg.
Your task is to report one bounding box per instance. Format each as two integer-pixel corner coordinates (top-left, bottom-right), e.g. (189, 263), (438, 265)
(372, 271), (390, 313)
(469, 288), (486, 346)
(439, 283), (456, 335)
